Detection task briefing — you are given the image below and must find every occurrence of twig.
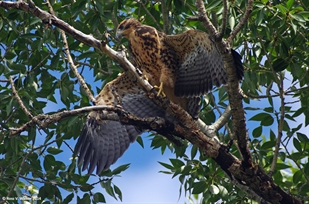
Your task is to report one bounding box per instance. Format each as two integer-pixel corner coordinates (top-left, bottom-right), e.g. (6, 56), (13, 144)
(9, 76), (43, 127)
(269, 73), (285, 176)
(210, 104), (232, 133)
(160, 0), (169, 34)
(197, 104), (232, 139)
(227, 0), (253, 43)
(195, 0), (218, 38)
(9, 105), (120, 135)
(281, 140), (309, 182)
(218, 0), (228, 39)
(211, 11), (218, 29)
(6, 155), (28, 198)
(139, 0), (162, 31)
(30, 52), (50, 73)
(0, 79), (10, 82)
(46, 0), (96, 104)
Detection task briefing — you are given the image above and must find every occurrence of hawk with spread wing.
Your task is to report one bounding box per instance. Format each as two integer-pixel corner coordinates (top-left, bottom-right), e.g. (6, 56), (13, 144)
(74, 18), (243, 174)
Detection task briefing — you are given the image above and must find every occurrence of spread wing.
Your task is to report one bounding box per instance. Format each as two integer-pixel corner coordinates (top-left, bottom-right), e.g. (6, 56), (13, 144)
(163, 30), (243, 97)
(75, 116), (141, 174)
(74, 72), (167, 174)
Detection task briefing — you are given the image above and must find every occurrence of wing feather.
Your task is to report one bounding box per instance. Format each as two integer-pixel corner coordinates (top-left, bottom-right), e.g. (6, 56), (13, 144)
(163, 30), (243, 97)
(74, 72), (170, 174)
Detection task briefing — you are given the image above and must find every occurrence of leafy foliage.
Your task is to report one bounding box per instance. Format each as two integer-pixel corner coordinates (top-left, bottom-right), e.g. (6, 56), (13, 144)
(0, 0), (308, 203)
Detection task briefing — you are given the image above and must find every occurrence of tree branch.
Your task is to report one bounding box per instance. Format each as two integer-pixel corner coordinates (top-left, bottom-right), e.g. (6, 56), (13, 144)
(46, 0), (96, 104)
(139, 0), (162, 31)
(0, 1), (302, 203)
(195, 0), (219, 38)
(9, 76), (43, 128)
(227, 0), (253, 43)
(218, 0), (228, 39)
(269, 73), (285, 176)
(195, 0), (252, 167)
(160, 0), (169, 34)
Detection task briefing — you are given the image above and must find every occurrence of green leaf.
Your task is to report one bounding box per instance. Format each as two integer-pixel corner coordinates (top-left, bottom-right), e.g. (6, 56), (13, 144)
(255, 9), (265, 26)
(275, 163), (290, 170)
(297, 132), (309, 143)
(170, 158), (185, 168)
(80, 184), (94, 192)
(47, 147), (63, 155)
(273, 58), (289, 72)
(229, 16), (235, 30)
(158, 161), (174, 170)
(112, 164), (130, 175)
(300, 183), (309, 196)
(261, 141), (276, 150)
(101, 180), (117, 200)
(78, 193), (91, 204)
(63, 193), (74, 204)
(252, 126), (262, 138)
(114, 184), (122, 201)
(249, 113), (274, 126)
(192, 181), (207, 194)
(43, 154), (56, 172)
(93, 192), (106, 203)
(191, 145), (198, 159)
(293, 138), (302, 152)
(209, 184), (220, 195)
(136, 136), (144, 148)
(286, 0), (294, 10)
(205, 0), (222, 11)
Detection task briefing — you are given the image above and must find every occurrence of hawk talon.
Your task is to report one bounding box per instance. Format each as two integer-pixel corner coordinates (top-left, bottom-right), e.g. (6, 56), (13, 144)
(154, 82), (166, 97)
(143, 75), (149, 81)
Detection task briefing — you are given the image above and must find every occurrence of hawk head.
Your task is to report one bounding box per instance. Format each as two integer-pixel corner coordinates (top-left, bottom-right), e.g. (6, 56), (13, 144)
(116, 18), (141, 39)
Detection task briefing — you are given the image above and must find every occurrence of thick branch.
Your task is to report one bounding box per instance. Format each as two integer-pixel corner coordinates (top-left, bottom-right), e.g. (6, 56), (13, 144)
(10, 105), (119, 135)
(195, 0), (252, 167)
(0, 1), (302, 203)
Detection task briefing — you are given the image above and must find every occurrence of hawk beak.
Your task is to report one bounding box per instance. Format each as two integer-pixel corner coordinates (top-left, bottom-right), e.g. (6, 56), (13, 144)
(116, 29), (123, 39)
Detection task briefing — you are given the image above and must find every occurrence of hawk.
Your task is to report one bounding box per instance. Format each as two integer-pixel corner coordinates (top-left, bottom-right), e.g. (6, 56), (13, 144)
(74, 18), (243, 174)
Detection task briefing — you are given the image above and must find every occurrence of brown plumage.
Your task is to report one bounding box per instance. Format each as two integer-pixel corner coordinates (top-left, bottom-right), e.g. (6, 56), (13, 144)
(116, 18), (243, 117)
(74, 18), (243, 174)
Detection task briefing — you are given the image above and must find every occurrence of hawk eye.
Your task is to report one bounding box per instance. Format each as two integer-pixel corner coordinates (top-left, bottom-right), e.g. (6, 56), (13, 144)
(118, 24), (124, 30)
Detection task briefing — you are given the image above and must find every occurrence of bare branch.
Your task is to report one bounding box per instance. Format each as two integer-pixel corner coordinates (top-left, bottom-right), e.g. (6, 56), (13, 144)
(210, 104), (232, 131)
(195, 0), (219, 38)
(9, 105), (119, 135)
(269, 73), (285, 176)
(139, 0), (162, 31)
(9, 76), (43, 127)
(160, 0), (169, 34)
(6, 154), (28, 198)
(218, 0), (228, 39)
(227, 0), (253, 43)
(47, 0), (96, 104)
(196, 0), (252, 167)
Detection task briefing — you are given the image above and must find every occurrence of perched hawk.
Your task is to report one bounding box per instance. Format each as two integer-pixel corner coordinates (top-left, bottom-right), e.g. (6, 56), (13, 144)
(74, 18), (243, 174)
